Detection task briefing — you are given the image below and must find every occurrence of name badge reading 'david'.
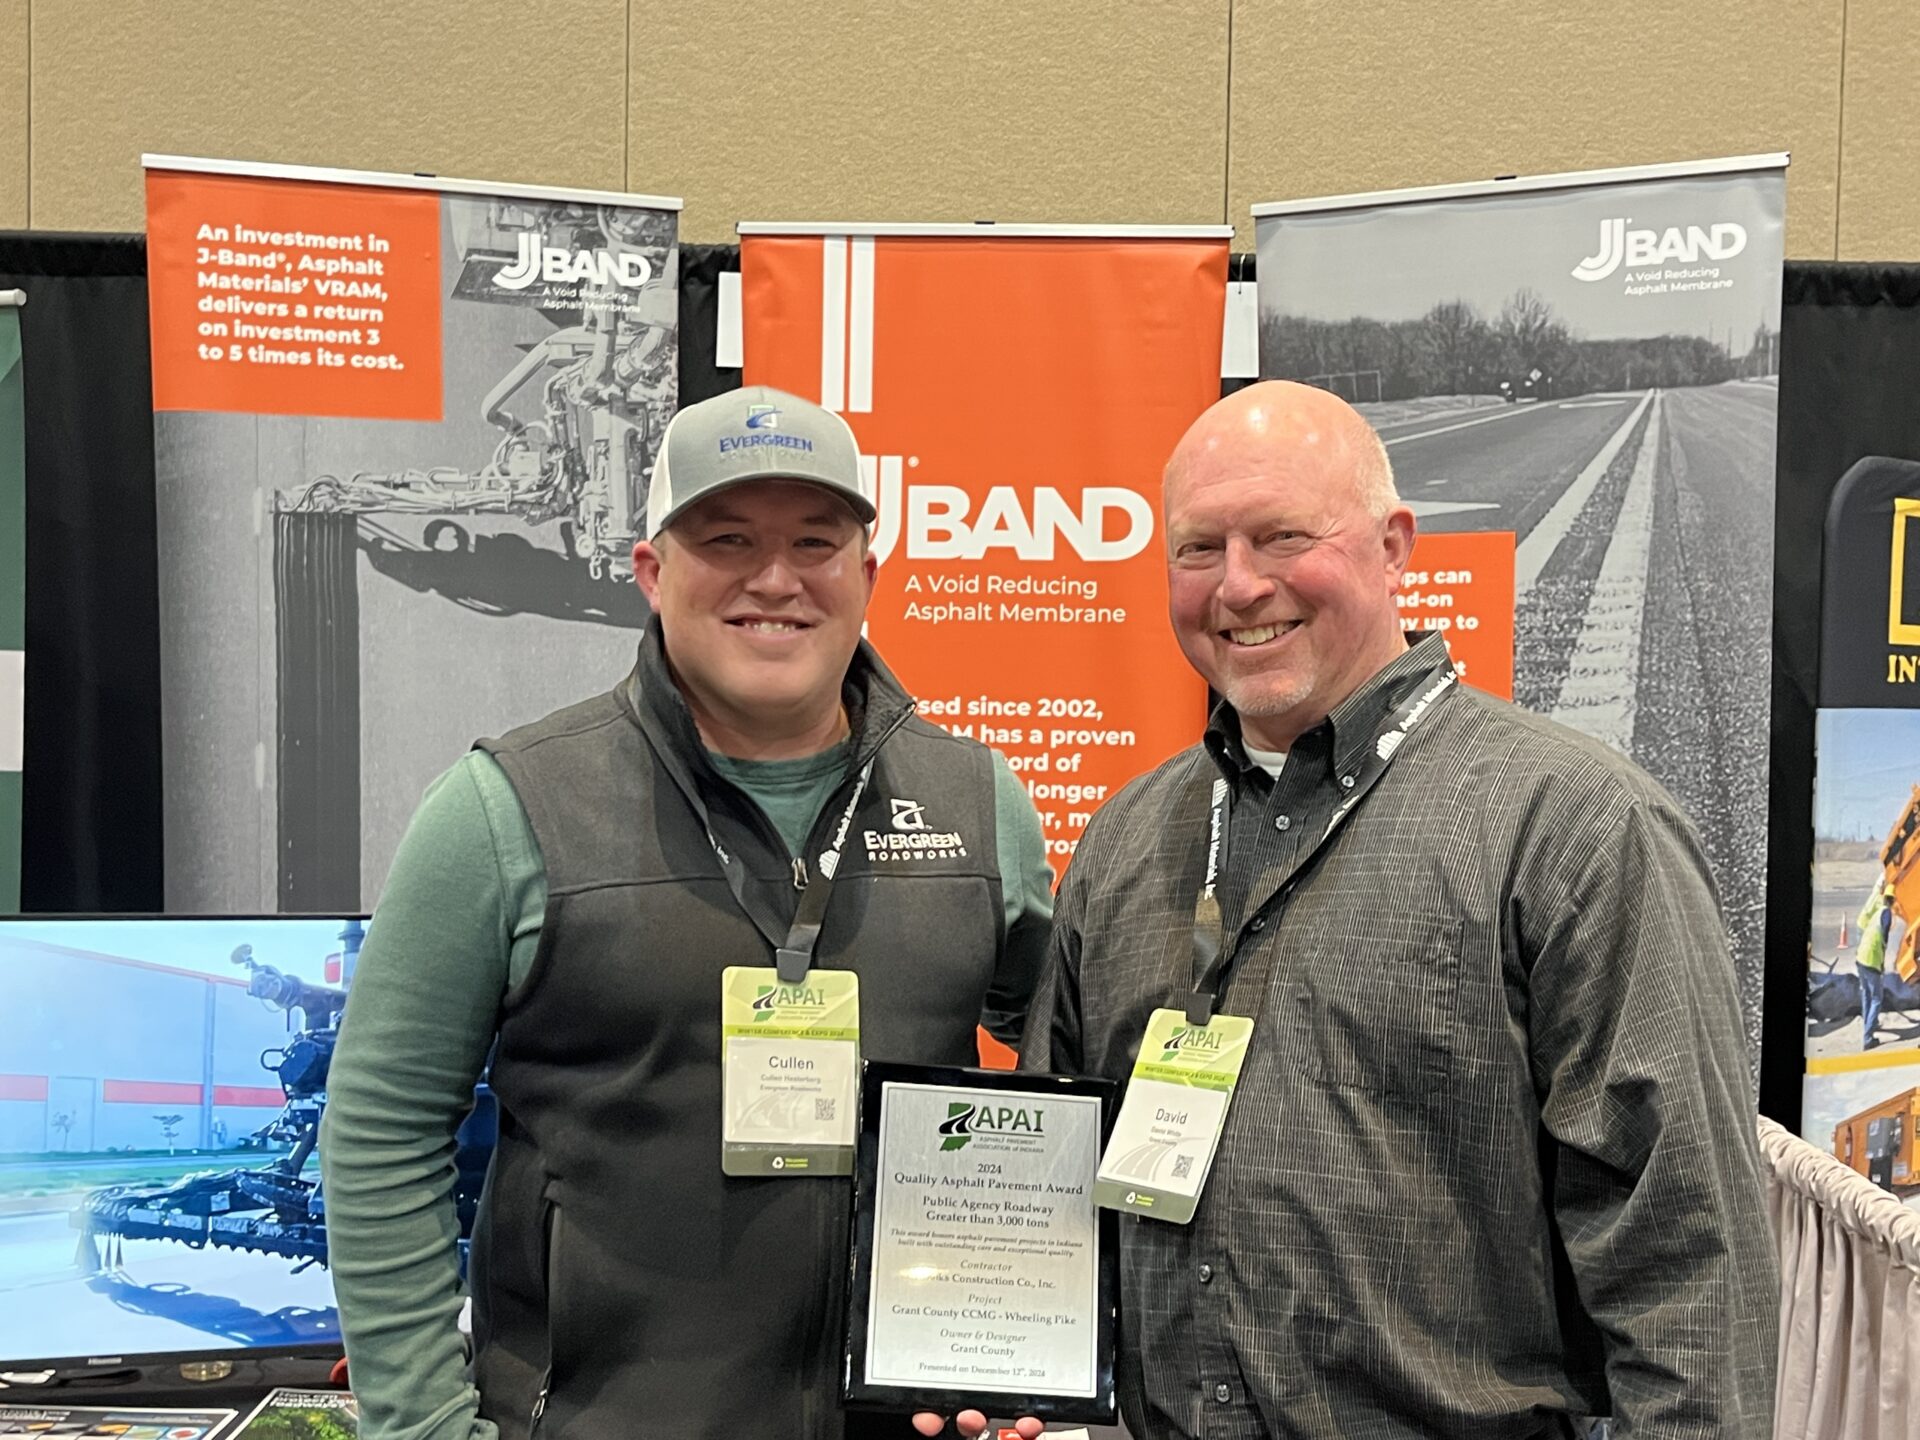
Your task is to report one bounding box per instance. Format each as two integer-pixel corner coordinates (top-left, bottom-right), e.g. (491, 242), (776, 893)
(721, 966), (860, 1176)
(1095, 1010), (1254, 1224)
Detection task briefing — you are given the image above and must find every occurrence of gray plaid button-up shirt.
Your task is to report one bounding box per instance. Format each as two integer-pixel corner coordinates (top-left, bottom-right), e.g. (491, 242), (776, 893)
(1022, 636), (1776, 1440)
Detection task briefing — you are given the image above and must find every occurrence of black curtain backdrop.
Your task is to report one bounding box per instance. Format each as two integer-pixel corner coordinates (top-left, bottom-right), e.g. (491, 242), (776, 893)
(679, 242), (742, 405)
(0, 233), (162, 915)
(1764, 262), (1920, 1129)
(3, 231), (1902, 1124)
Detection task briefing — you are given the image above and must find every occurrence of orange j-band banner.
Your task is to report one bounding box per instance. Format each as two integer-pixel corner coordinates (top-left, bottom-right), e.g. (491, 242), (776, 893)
(740, 223), (1231, 880)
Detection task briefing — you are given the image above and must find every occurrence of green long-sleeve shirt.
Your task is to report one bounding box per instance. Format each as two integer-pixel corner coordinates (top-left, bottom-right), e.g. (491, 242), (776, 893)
(318, 745), (1054, 1440)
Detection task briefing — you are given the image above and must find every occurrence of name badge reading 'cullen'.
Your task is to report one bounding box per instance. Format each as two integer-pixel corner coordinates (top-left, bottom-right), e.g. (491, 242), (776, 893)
(720, 966), (860, 1176)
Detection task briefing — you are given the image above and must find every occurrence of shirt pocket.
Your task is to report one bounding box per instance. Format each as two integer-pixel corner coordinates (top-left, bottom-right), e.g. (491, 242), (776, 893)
(1290, 907), (1463, 1102)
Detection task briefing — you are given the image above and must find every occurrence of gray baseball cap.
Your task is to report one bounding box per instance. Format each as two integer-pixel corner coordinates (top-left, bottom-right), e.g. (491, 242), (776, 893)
(646, 385), (874, 536)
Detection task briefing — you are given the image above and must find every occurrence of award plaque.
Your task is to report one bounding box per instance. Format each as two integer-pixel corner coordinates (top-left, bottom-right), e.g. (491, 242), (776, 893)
(843, 1061), (1118, 1423)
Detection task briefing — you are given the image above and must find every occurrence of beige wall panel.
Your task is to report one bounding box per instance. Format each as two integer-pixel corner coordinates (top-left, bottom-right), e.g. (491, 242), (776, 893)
(1229, 1), (1842, 260)
(31, 1), (629, 232)
(1836, 0), (1920, 259)
(0, 0), (25, 229)
(629, 1), (1231, 243)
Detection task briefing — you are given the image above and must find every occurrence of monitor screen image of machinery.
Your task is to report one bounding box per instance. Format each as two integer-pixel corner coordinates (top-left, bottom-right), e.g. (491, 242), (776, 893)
(0, 917), (363, 1370)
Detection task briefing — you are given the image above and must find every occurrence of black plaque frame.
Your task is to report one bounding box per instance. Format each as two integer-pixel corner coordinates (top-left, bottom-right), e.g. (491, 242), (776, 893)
(843, 1061), (1119, 1424)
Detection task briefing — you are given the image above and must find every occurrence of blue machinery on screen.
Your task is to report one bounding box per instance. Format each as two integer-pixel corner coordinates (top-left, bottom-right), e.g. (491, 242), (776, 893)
(0, 916), (494, 1370)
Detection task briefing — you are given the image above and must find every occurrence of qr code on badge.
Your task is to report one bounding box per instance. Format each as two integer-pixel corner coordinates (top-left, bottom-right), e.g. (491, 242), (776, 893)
(1172, 1154), (1194, 1179)
(816, 1098), (837, 1122)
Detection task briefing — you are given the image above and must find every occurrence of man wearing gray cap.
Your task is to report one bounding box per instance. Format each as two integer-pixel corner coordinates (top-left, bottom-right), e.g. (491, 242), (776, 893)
(320, 386), (1055, 1440)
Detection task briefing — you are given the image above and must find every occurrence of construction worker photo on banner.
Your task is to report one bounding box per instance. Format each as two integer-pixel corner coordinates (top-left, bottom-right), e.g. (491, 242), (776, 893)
(1804, 710), (1920, 1059)
(1801, 708), (1920, 1207)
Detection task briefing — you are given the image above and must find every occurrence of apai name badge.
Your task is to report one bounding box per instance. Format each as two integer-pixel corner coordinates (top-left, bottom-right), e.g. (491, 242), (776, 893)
(720, 965), (859, 1176)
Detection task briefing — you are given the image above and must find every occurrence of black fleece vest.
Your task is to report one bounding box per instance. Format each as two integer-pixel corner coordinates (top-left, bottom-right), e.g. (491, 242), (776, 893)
(469, 628), (1004, 1440)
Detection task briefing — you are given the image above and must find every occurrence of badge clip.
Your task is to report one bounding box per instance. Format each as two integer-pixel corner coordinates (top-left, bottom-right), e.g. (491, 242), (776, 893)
(775, 946), (810, 985)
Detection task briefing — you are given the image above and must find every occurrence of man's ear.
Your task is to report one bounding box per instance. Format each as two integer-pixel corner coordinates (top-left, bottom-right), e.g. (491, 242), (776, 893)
(1382, 505), (1416, 584)
(632, 537), (664, 607)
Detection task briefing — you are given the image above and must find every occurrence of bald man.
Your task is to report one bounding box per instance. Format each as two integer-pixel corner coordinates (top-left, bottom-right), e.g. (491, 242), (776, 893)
(1017, 383), (1776, 1439)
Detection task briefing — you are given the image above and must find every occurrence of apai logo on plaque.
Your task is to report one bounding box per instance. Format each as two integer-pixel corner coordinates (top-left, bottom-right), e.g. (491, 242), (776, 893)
(936, 1100), (1046, 1152)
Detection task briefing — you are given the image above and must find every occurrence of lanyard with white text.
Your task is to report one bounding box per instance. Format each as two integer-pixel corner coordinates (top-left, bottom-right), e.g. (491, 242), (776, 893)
(1185, 665), (1459, 1026)
(689, 758), (876, 985)
(1185, 777), (1233, 1026)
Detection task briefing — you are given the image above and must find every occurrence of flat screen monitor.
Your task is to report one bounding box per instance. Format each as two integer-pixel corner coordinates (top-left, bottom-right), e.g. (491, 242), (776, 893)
(0, 915), (363, 1371)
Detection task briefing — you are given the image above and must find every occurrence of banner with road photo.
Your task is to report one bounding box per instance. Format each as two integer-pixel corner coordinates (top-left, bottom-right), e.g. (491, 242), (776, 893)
(1255, 155), (1788, 1051)
(144, 157), (680, 912)
(740, 224), (1229, 884)
(0, 299), (21, 912)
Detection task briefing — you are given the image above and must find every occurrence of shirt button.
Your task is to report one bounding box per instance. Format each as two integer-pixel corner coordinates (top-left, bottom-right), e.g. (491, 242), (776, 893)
(1340, 774), (1356, 789)
(1213, 1383), (1232, 1403)
(1273, 814), (1291, 831)
(1198, 1263), (1213, 1283)
(1248, 916), (1266, 933)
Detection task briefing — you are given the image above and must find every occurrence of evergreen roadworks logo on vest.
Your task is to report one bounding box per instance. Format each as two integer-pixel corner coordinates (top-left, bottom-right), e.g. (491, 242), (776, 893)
(865, 798), (966, 864)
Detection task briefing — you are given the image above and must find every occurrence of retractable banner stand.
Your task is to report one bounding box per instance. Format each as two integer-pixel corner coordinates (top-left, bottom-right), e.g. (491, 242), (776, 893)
(740, 224), (1230, 882)
(1255, 155), (1788, 1055)
(1805, 467), (1920, 1187)
(143, 157), (680, 912)
(0, 294), (23, 912)
(1788, 265), (1920, 1184)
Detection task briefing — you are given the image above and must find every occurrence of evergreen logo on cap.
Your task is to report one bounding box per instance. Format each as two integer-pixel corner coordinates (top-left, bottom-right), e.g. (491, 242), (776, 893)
(645, 385), (876, 537)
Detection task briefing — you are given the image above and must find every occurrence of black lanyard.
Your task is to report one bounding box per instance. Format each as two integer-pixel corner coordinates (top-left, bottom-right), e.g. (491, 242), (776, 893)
(1185, 665), (1459, 1026)
(1186, 778), (1232, 1026)
(686, 757), (876, 985)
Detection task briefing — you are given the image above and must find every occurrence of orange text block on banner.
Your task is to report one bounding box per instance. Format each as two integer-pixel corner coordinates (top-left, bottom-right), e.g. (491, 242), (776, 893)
(1400, 531), (1515, 699)
(743, 232), (1226, 885)
(147, 169), (442, 420)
